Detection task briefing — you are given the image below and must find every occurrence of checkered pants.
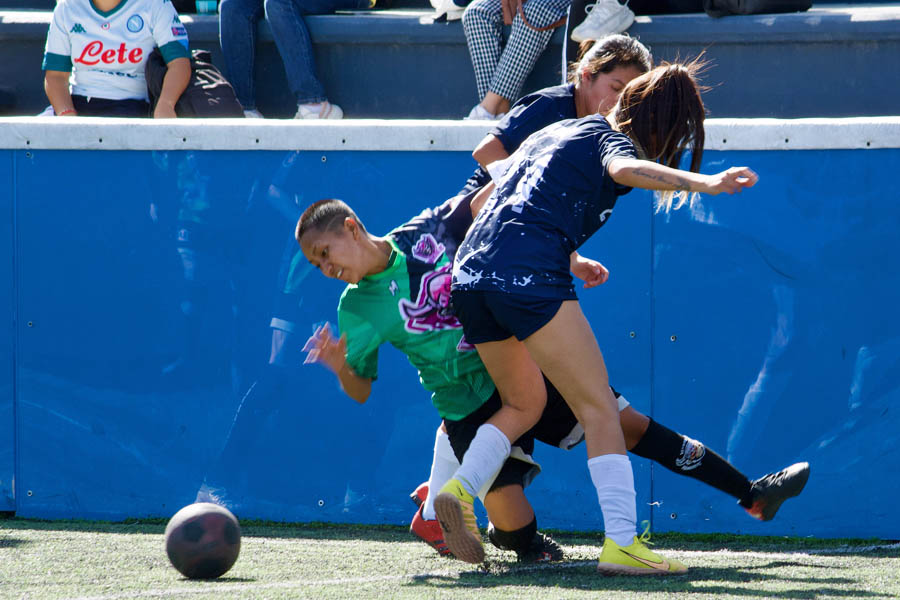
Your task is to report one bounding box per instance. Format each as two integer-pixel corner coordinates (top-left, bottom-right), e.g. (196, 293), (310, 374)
(462, 0), (572, 102)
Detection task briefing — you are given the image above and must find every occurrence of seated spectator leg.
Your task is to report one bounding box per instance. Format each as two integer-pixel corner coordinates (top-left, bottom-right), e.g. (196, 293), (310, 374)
(488, 0), (571, 112)
(219, 0), (265, 111)
(264, 0), (369, 109)
(462, 0), (505, 107)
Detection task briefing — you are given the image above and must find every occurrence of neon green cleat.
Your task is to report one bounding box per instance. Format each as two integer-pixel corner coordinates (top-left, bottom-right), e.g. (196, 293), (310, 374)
(596, 524), (688, 576)
(433, 478), (484, 564)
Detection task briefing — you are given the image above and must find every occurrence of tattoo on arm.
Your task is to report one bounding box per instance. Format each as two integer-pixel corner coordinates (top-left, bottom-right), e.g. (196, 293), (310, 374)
(632, 167), (692, 191)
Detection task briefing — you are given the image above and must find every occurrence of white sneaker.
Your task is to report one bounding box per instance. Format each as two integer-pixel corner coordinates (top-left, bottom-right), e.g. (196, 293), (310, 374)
(294, 101), (343, 120)
(421, 0), (465, 22)
(243, 109), (264, 118)
(465, 104), (492, 120)
(465, 104), (505, 121)
(570, 0), (635, 42)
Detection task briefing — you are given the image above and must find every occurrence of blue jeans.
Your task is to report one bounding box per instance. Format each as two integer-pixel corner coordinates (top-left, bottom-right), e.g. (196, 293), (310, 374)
(219, 0), (368, 108)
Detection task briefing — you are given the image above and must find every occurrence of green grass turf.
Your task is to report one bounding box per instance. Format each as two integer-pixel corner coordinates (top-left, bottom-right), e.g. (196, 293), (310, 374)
(2, 518), (898, 600)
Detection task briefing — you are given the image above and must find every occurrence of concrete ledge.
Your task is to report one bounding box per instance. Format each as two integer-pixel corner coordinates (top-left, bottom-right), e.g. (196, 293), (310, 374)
(4, 5), (898, 43)
(1, 116), (898, 151)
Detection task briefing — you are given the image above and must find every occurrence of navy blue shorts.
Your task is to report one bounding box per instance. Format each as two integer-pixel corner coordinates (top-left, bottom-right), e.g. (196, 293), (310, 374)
(451, 289), (573, 344)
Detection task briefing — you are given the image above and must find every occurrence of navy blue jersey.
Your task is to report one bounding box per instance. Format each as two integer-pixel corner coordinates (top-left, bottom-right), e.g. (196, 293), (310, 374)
(452, 115), (636, 298)
(456, 84), (577, 198)
(388, 188), (477, 264)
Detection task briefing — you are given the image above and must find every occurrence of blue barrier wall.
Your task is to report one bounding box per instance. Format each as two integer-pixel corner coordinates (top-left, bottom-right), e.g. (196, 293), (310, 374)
(0, 147), (13, 511)
(1, 118), (898, 539)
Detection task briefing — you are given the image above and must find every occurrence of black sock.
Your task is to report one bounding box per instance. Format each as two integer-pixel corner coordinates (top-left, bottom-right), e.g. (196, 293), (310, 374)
(487, 517), (537, 555)
(630, 419), (752, 503)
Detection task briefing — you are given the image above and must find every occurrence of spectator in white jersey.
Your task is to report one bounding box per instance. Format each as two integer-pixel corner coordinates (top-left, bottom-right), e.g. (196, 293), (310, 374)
(42, 0), (191, 117)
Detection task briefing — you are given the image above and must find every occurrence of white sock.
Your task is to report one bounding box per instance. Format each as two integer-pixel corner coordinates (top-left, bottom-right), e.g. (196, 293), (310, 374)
(453, 424), (511, 497)
(423, 427), (459, 520)
(588, 454), (637, 546)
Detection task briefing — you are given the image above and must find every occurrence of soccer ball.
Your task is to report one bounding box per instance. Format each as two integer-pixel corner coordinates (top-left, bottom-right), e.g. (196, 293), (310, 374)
(164, 502), (241, 579)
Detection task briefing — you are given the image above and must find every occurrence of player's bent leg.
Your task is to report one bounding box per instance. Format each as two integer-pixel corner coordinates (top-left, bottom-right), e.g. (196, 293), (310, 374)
(482, 480), (534, 532)
(740, 462), (811, 521)
(618, 406), (651, 451)
(435, 339), (546, 564)
(525, 301), (686, 572)
(523, 301), (624, 457)
(475, 336), (548, 445)
(628, 413), (753, 503)
(626, 413), (810, 520)
(481, 465), (562, 563)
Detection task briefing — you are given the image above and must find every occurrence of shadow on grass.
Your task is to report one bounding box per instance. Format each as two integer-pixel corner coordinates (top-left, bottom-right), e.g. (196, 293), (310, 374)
(3, 518), (897, 557)
(405, 563), (892, 598)
(0, 517), (418, 544)
(0, 536), (31, 548)
(178, 577), (257, 583)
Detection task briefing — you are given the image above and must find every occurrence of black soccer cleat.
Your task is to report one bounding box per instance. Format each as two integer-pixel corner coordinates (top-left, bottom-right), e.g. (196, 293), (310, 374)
(516, 531), (565, 564)
(741, 461), (811, 521)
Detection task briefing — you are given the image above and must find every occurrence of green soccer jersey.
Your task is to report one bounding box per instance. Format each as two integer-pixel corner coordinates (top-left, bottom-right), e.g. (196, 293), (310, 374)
(337, 240), (495, 421)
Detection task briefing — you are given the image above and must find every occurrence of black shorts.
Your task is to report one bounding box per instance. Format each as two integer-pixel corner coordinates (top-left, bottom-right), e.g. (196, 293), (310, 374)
(451, 289), (573, 344)
(443, 377), (586, 493)
(72, 95), (150, 117)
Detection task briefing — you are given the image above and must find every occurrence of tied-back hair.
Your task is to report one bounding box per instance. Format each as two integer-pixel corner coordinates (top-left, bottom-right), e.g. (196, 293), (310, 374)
(295, 198), (365, 244)
(612, 56), (708, 212)
(566, 35), (652, 84)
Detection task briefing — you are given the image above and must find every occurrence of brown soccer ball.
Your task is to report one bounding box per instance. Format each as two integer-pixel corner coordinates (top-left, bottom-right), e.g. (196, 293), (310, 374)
(164, 502), (241, 579)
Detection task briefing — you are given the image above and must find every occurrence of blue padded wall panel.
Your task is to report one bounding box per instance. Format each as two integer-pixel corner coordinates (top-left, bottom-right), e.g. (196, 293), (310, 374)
(8, 143), (900, 539)
(651, 149), (900, 538)
(0, 151), (13, 511)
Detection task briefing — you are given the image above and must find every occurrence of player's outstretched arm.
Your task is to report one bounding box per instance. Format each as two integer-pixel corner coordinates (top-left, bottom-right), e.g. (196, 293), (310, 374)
(302, 323), (372, 403)
(607, 158), (758, 196)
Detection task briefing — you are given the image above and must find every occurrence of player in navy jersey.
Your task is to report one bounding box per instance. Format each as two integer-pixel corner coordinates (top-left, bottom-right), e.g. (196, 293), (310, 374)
(440, 60), (759, 575)
(408, 37), (653, 537)
(457, 35), (652, 200)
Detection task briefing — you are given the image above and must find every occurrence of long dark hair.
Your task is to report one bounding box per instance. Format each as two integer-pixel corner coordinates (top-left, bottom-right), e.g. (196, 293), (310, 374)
(613, 58), (707, 210)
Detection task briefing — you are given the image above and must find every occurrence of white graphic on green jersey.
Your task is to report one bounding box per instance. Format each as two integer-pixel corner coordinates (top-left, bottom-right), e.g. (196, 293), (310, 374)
(397, 264), (474, 351)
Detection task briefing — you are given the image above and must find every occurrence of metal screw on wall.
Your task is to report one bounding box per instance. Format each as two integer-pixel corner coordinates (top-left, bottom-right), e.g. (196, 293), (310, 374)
(670, 334), (677, 342)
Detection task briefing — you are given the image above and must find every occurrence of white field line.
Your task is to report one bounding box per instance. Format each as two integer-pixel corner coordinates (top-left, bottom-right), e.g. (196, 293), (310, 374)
(62, 542), (900, 600)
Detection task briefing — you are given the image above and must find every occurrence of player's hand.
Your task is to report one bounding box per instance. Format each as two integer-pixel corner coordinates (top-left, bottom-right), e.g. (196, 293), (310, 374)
(701, 167), (758, 195)
(571, 252), (609, 289)
(302, 323), (348, 376)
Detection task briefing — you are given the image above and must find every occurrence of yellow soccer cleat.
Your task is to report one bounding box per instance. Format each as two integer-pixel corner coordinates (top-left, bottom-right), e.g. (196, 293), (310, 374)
(433, 478), (484, 564)
(596, 524), (688, 576)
